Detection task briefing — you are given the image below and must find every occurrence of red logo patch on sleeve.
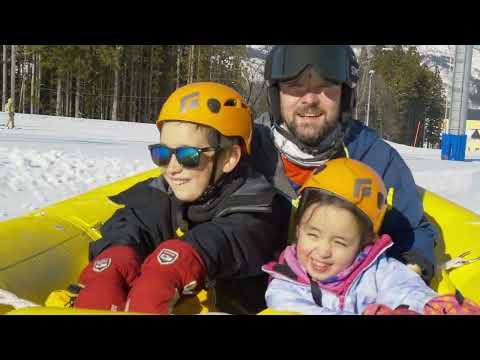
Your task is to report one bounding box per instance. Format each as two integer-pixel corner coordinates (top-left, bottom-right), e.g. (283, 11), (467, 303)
(157, 249), (179, 265)
(93, 258), (111, 272)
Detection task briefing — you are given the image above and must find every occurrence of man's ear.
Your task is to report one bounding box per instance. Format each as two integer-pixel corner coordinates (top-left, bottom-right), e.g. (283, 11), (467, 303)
(222, 144), (242, 174)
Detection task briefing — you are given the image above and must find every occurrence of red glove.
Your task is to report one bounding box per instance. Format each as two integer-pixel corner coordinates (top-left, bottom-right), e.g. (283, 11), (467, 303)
(424, 293), (480, 315)
(125, 239), (207, 314)
(74, 246), (141, 311)
(362, 304), (420, 315)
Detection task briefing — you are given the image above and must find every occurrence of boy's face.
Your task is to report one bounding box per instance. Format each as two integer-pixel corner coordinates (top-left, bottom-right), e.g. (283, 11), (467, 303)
(296, 203), (362, 282)
(159, 122), (217, 202)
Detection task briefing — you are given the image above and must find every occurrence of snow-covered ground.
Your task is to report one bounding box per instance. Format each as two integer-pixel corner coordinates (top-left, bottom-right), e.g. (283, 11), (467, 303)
(1, 113), (480, 221)
(387, 142), (480, 214)
(0, 113), (158, 220)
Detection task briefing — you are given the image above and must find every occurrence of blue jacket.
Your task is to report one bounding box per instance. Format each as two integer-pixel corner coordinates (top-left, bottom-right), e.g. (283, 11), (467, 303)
(250, 114), (438, 281)
(262, 235), (438, 315)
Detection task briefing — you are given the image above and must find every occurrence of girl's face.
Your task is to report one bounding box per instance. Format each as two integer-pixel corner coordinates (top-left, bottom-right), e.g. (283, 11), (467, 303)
(296, 203), (363, 281)
(160, 122), (218, 202)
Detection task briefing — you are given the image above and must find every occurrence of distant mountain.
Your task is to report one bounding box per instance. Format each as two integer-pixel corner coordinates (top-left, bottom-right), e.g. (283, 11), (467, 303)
(352, 45), (480, 109)
(247, 45), (269, 60)
(247, 45), (480, 109)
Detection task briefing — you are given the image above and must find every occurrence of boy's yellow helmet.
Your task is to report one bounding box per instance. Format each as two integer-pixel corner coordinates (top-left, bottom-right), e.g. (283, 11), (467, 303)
(157, 82), (252, 154)
(299, 158), (388, 234)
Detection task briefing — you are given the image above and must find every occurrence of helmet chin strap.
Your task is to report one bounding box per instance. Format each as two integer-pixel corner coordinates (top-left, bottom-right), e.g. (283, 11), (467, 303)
(272, 125), (344, 168)
(192, 151), (225, 205)
(209, 151), (221, 186)
(273, 121), (342, 156)
(268, 83), (354, 160)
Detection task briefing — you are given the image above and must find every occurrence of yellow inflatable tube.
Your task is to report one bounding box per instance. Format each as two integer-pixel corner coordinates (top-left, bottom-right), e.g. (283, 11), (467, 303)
(419, 187), (480, 302)
(0, 168), (159, 315)
(1, 170), (479, 315)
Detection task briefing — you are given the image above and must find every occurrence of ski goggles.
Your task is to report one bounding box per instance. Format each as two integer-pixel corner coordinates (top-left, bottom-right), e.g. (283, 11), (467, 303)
(265, 45), (350, 85)
(148, 144), (219, 169)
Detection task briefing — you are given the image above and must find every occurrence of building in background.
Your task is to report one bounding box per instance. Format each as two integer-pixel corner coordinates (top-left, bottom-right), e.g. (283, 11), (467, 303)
(443, 109), (480, 153)
(466, 109), (480, 153)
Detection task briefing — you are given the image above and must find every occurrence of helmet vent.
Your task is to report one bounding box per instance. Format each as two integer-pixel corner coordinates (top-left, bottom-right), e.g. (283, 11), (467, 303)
(207, 98), (221, 113)
(224, 99), (237, 107)
(377, 192), (385, 210)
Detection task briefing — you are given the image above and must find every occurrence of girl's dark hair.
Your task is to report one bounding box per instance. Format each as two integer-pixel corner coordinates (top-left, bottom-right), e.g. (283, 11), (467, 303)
(296, 190), (375, 245)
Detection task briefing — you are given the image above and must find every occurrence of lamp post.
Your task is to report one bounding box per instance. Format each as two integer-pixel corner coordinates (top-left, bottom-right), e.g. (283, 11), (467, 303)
(366, 69), (375, 127)
(423, 105), (430, 148)
(444, 46), (454, 121)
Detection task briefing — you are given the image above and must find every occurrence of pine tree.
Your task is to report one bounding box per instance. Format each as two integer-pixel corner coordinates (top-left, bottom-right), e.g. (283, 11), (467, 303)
(6, 45), (266, 124)
(363, 45), (445, 146)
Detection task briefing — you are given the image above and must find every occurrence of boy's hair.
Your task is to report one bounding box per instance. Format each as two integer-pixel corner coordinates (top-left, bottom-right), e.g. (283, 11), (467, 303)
(159, 121), (241, 152)
(296, 190), (375, 245)
(203, 125), (241, 151)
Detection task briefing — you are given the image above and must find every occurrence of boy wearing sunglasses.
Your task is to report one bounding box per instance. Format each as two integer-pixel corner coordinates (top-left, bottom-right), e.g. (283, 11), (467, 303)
(72, 82), (287, 314)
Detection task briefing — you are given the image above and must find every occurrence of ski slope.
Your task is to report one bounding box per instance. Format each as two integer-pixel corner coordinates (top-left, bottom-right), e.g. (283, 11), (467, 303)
(1, 112), (480, 221)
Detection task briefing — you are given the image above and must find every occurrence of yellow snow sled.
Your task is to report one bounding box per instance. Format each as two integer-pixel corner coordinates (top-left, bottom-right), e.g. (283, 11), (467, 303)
(1, 169), (479, 315)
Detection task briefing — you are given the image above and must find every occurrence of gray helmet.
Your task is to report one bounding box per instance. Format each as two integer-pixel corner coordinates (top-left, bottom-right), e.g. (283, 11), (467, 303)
(264, 45), (359, 155)
(264, 45), (359, 120)
(265, 45), (359, 88)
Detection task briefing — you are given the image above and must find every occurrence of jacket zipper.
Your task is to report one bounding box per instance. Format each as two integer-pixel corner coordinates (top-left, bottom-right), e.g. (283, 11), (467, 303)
(339, 242), (394, 310)
(265, 242), (394, 311)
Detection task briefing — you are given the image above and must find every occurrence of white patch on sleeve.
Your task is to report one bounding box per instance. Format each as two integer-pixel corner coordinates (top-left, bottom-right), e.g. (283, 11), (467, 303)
(93, 258), (112, 272)
(157, 249), (179, 265)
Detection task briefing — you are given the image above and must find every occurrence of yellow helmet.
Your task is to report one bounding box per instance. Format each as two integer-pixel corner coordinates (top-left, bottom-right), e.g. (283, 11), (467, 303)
(157, 82), (252, 154)
(299, 158), (388, 234)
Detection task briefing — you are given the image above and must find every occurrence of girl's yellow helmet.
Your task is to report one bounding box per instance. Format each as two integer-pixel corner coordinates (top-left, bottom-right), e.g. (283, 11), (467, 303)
(299, 158), (388, 234)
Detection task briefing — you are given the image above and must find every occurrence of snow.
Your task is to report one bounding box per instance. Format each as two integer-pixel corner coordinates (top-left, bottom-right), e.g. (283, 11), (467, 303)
(1, 112), (480, 222)
(0, 113), (158, 220)
(386, 141), (480, 214)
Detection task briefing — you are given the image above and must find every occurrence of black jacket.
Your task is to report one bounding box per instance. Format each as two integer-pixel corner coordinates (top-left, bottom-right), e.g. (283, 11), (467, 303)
(89, 161), (289, 314)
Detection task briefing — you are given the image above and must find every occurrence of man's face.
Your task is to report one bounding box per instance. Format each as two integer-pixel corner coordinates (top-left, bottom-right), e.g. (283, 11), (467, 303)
(279, 67), (342, 146)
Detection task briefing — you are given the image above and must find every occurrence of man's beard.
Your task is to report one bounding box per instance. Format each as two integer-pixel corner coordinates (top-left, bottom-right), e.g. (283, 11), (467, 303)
(284, 105), (339, 147)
